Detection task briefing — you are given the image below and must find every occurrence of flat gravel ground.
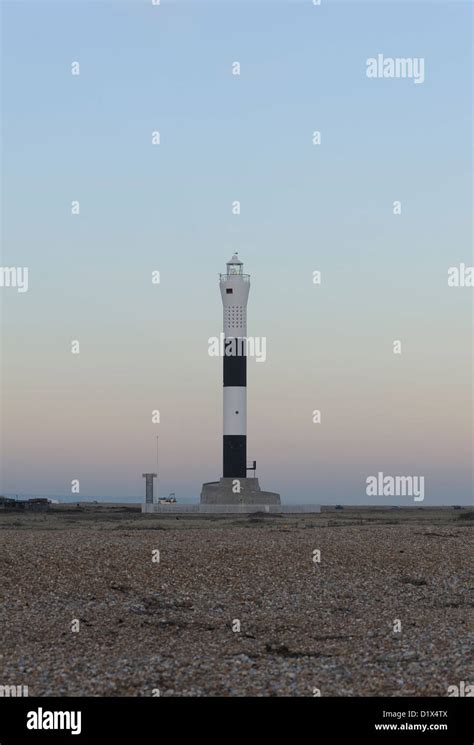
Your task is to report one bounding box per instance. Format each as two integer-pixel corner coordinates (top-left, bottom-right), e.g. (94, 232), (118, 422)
(0, 508), (472, 696)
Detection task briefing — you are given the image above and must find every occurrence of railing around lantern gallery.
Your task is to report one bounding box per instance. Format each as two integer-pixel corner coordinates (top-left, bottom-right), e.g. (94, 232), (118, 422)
(219, 273), (250, 281)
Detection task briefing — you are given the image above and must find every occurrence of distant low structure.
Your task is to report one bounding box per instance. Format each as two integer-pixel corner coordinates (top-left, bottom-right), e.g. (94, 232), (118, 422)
(0, 496), (50, 512)
(142, 473), (157, 505)
(0, 497), (16, 511)
(158, 493), (177, 505)
(143, 503), (320, 514)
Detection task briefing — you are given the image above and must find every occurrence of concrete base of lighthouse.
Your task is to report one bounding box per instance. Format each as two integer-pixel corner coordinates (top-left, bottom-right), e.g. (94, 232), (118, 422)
(200, 477), (280, 505)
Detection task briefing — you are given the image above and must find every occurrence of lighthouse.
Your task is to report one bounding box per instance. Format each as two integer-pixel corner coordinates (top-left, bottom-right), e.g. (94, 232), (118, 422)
(200, 254), (280, 506)
(221, 253), (249, 479)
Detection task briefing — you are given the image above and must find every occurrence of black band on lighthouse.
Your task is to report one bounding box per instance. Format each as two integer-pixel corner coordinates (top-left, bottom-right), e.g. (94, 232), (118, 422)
(223, 342), (247, 387)
(223, 435), (246, 478)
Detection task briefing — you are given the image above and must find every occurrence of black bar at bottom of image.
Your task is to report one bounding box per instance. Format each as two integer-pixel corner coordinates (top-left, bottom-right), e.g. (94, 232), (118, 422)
(0, 697), (472, 744)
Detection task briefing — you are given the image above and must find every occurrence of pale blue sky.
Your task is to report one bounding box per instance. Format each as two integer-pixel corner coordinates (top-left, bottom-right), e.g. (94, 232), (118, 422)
(1, 1), (472, 503)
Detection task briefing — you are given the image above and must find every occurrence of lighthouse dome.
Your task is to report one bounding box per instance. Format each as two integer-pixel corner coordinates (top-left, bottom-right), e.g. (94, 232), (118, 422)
(226, 253), (243, 276)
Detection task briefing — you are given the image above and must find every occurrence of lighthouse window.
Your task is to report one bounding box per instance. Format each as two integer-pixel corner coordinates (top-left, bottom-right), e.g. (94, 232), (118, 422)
(226, 288), (233, 294)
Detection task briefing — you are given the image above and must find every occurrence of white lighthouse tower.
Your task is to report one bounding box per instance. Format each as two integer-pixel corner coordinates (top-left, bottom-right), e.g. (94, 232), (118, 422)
(200, 254), (280, 506)
(221, 253), (249, 478)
